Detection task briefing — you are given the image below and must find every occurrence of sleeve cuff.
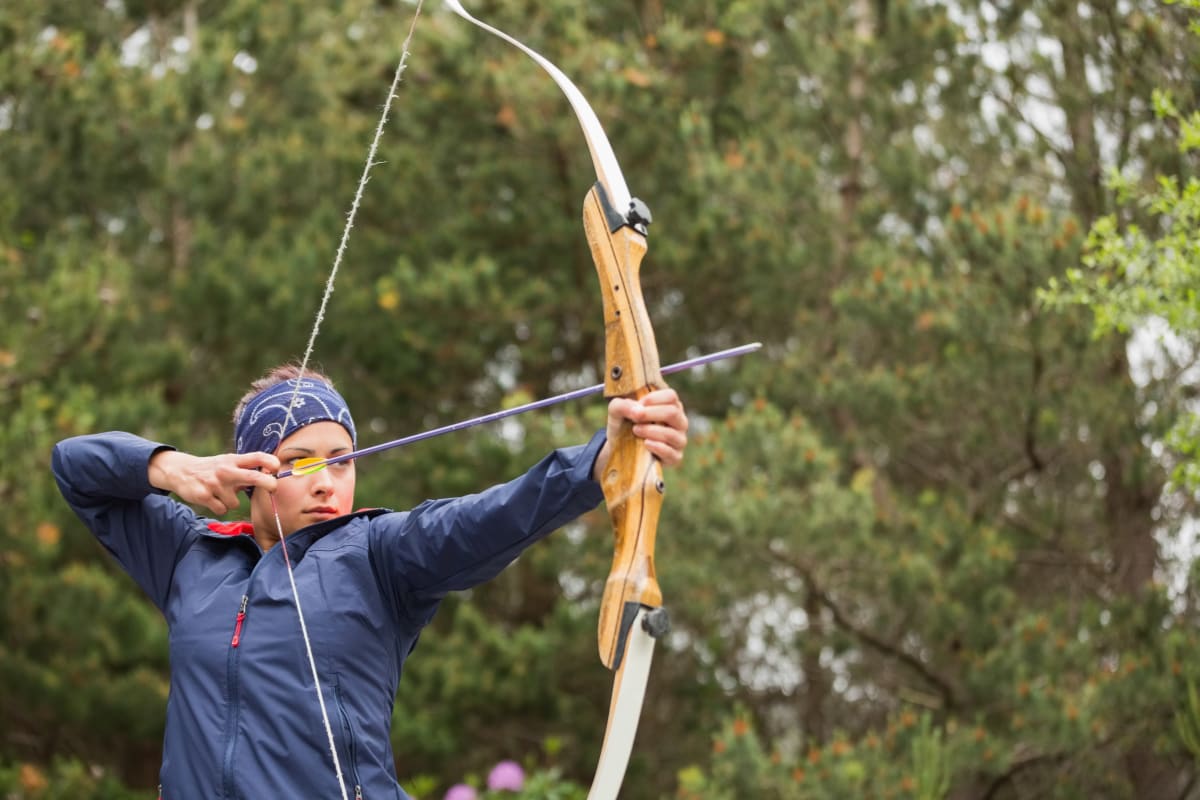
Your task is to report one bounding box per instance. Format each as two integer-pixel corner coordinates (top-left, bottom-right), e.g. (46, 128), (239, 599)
(577, 428), (607, 503)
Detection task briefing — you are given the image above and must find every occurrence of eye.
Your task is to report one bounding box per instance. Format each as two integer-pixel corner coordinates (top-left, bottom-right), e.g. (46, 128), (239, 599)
(291, 457), (327, 475)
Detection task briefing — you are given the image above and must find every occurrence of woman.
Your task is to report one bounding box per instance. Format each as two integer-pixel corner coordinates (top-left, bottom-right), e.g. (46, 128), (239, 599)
(52, 364), (689, 799)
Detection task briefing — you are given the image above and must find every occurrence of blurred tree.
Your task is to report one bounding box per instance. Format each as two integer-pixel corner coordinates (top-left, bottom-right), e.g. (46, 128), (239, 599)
(5, 0), (1200, 798)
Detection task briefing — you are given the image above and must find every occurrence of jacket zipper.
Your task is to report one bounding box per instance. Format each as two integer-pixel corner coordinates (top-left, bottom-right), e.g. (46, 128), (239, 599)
(334, 675), (364, 795)
(221, 594), (249, 798)
(230, 595), (248, 647)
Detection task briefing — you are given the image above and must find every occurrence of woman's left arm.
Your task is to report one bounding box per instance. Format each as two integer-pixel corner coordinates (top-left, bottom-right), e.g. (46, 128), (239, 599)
(369, 393), (689, 620)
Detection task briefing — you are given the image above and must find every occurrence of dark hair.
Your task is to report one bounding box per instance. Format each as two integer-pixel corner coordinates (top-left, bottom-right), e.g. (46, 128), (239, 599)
(231, 363), (338, 429)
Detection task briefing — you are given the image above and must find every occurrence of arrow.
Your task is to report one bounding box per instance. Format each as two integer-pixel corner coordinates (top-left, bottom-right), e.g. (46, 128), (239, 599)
(278, 342), (760, 478)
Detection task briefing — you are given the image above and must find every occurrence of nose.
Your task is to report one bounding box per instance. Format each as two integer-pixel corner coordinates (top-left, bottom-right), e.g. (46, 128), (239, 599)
(308, 465), (335, 495)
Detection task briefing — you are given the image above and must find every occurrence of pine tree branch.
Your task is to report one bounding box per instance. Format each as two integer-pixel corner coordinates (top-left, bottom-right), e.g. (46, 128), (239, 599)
(765, 545), (959, 711)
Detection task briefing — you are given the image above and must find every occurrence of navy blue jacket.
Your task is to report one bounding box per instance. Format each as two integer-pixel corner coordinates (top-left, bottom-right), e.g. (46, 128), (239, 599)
(52, 431), (605, 800)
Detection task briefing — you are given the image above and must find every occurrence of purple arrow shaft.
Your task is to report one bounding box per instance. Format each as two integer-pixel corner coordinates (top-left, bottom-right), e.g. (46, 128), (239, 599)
(277, 342), (761, 478)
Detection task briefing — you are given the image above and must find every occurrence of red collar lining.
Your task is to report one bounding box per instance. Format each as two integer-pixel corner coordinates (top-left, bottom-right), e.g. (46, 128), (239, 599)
(206, 510), (379, 538)
(207, 521), (255, 537)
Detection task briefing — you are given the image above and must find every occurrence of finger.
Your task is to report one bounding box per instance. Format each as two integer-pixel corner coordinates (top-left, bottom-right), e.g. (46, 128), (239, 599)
(642, 438), (684, 467)
(215, 459), (272, 493)
(609, 395), (688, 438)
(622, 405), (688, 438)
(237, 451), (281, 474)
(606, 397), (644, 426)
(631, 403), (688, 430)
(609, 396), (642, 417)
(633, 422), (688, 452)
(207, 495), (229, 516)
(638, 388), (680, 407)
(252, 472), (278, 493)
(212, 488), (241, 513)
(235, 468), (277, 494)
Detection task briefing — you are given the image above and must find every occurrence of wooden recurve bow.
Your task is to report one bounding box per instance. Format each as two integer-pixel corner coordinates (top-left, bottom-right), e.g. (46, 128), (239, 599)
(444, 4), (671, 797)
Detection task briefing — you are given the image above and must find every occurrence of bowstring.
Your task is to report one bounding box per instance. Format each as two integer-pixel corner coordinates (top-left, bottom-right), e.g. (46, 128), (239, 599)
(271, 4), (425, 798)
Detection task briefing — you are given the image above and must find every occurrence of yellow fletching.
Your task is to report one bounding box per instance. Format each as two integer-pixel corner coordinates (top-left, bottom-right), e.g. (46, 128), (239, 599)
(291, 457), (328, 476)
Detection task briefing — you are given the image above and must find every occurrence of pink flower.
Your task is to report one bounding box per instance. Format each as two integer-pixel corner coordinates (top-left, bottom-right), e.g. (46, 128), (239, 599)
(486, 760), (526, 791)
(444, 784), (478, 800)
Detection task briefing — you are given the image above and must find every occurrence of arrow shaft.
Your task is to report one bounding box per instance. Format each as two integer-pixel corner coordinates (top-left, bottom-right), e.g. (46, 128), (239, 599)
(277, 343), (760, 478)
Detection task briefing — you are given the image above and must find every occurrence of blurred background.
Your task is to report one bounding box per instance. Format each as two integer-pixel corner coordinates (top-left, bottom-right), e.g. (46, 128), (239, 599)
(3, 0), (1200, 797)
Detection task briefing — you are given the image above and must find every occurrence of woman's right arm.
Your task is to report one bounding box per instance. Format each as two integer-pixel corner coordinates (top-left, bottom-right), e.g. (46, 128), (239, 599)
(51, 432), (207, 610)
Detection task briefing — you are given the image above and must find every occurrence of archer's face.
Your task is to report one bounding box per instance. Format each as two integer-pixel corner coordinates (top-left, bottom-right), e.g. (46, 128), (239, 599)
(252, 421), (356, 542)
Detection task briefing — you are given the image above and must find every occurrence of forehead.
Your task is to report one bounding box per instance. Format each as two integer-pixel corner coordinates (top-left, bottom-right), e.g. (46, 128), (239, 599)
(277, 421), (353, 454)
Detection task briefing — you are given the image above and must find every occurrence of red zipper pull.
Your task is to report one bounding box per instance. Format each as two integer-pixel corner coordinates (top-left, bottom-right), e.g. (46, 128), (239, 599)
(231, 595), (248, 647)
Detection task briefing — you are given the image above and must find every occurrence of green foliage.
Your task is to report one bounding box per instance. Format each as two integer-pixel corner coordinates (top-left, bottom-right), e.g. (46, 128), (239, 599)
(391, 599), (601, 781)
(0, 759), (140, 800)
(910, 714), (951, 800)
(1044, 146), (1200, 491)
(1041, 1), (1200, 499)
(676, 711), (982, 799)
(1179, 678), (1200, 762)
(5, 0), (1200, 797)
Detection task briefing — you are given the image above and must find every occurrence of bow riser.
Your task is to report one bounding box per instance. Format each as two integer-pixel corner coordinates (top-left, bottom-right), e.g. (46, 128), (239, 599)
(583, 183), (663, 396)
(597, 430), (664, 670)
(584, 180), (668, 672)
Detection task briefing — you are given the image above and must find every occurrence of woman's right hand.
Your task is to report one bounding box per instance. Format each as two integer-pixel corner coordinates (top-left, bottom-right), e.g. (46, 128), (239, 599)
(148, 450), (280, 515)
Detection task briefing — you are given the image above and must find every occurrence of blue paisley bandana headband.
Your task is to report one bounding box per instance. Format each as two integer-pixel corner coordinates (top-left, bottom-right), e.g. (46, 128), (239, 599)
(234, 378), (357, 456)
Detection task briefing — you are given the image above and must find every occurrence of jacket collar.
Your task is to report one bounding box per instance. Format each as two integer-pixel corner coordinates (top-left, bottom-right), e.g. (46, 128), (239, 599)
(200, 508), (391, 554)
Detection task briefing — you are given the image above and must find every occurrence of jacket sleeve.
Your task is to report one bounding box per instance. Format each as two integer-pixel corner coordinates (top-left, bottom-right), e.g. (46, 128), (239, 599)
(368, 430), (606, 623)
(52, 432), (201, 612)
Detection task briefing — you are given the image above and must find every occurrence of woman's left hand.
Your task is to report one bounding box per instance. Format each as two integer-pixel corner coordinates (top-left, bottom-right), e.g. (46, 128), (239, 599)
(593, 388), (689, 481)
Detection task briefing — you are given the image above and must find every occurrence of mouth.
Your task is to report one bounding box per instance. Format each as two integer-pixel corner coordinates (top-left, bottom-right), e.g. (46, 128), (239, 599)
(305, 506), (339, 517)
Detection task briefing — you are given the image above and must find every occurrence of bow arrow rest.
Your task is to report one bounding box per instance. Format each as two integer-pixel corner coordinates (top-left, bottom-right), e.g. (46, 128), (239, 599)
(593, 180), (653, 236)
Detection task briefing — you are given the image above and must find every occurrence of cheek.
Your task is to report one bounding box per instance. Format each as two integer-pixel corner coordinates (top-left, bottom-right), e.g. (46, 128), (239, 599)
(271, 479), (307, 509)
(336, 473), (356, 510)
(250, 486), (279, 522)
